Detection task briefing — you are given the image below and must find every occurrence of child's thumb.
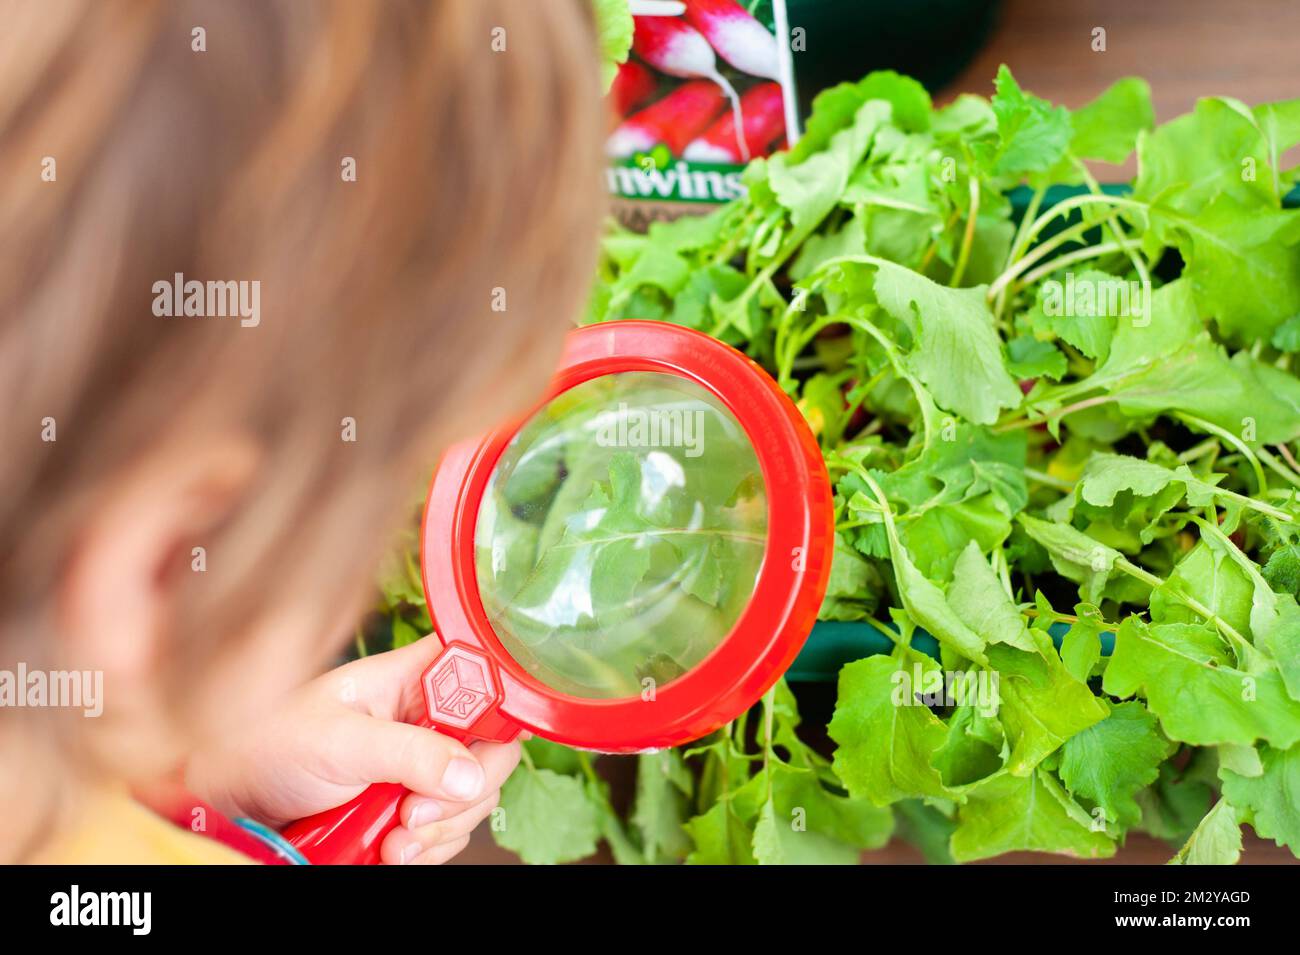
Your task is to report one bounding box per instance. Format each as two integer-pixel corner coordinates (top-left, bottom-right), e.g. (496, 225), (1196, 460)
(338, 712), (486, 803)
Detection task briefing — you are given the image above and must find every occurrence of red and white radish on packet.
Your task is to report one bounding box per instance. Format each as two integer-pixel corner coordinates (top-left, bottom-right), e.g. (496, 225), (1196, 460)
(683, 81), (784, 163)
(609, 60), (658, 119)
(632, 12), (720, 80)
(606, 79), (727, 158)
(631, 13), (749, 160)
(682, 0), (781, 81)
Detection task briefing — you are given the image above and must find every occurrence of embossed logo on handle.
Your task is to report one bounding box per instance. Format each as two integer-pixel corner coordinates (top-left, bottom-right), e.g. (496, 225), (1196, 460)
(422, 645), (498, 729)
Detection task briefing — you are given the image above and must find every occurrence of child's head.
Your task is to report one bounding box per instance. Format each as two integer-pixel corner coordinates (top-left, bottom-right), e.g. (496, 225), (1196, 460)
(0, 0), (603, 781)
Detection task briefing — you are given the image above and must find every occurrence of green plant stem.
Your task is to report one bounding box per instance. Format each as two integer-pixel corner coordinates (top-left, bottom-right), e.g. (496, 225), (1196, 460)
(1177, 437), (1221, 464)
(949, 176), (980, 287)
(987, 218), (1096, 295)
(1259, 448), (1300, 489)
(991, 546), (1014, 598)
(576, 751), (599, 784)
(919, 205), (964, 273)
(836, 517), (881, 531)
(843, 310), (937, 454)
(1012, 241), (1128, 290)
(839, 373), (886, 440)
(1174, 412), (1269, 495)
(711, 258), (781, 338)
(1113, 556), (1250, 651)
(1019, 193), (1150, 252)
(578, 752), (645, 865)
(1268, 444), (1300, 480)
(995, 185), (1046, 320)
(1213, 486), (1294, 523)
(1075, 161), (1152, 291)
(710, 207), (759, 265)
(1024, 467), (1074, 491)
(863, 614), (901, 645)
(995, 394), (1115, 432)
(989, 193), (1150, 304)
(777, 312), (838, 388)
(1007, 186), (1046, 266)
(761, 687), (775, 801)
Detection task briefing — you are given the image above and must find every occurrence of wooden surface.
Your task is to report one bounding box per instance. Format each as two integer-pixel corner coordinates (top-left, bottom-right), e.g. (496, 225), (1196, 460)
(939, 0), (1300, 177)
(454, 1), (1300, 867)
(947, 0), (1300, 113)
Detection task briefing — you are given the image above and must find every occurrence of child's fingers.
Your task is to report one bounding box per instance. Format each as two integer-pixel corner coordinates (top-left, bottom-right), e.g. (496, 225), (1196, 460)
(398, 788), (500, 845)
(400, 790), (500, 855)
(469, 738), (522, 790)
(383, 740), (520, 864)
(408, 835), (471, 866)
(383, 792), (495, 865)
(336, 712), (486, 802)
(397, 739), (520, 824)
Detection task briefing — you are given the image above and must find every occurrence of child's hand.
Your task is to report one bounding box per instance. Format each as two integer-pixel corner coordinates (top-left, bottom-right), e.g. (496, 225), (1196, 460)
(185, 636), (520, 865)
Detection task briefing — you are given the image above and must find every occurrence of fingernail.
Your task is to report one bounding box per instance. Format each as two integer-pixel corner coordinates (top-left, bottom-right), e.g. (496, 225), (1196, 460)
(409, 799), (443, 828)
(440, 757), (484, 801)
(399, 841), (420, 865)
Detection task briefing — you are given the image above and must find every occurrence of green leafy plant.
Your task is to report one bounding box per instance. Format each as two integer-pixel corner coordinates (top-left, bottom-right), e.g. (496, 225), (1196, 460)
(371, 66), (1300, 864)
(592, 0), (633, 91)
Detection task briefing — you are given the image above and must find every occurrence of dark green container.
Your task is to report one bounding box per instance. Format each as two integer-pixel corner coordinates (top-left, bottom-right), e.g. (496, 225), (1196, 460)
(786, 0), (1003, 119)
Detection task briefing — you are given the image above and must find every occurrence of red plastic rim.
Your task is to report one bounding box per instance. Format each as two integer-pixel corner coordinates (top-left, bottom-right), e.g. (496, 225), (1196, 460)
(420, 321), (834, 752)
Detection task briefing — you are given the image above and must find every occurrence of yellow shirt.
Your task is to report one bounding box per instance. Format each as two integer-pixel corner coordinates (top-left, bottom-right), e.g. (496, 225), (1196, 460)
(28, 789), (254, 864)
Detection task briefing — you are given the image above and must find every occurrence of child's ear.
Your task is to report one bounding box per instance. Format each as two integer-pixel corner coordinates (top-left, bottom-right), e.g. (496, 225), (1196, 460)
(55, 433), (260, 757)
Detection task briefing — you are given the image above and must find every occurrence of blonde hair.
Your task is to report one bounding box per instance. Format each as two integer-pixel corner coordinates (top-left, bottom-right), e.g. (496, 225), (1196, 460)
(0, 1), (604, 710)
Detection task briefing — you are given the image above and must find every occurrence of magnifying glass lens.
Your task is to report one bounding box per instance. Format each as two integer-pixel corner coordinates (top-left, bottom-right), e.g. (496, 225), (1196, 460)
(474, 372), (768, 699)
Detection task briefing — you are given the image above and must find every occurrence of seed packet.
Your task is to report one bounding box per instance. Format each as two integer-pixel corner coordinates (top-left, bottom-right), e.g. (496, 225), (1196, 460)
(607, 1), (798, 227)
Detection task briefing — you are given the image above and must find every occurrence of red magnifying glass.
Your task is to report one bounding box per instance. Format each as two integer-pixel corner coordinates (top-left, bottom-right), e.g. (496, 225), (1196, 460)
(282, 321), (833, 864)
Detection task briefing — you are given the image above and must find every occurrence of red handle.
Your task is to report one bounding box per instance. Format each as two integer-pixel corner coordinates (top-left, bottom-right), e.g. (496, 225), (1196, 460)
(282, 642), (518, 864)
(282, 781), (408, 865)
